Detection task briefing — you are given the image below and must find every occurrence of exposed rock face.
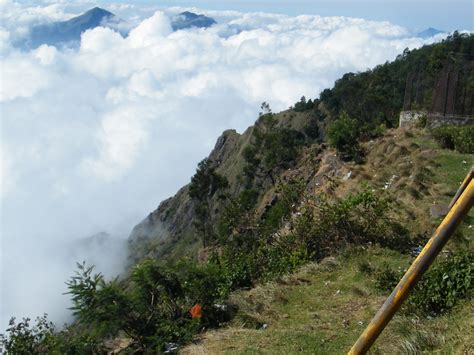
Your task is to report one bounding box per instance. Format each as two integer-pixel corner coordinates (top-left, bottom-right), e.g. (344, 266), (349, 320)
(128, 128), (248, 262)
(127, 110), (320, 262)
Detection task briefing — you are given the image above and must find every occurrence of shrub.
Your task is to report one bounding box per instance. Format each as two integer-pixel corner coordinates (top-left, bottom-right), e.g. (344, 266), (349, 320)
(189, 158), (229, 245)
(259, 179), (305, 236)
(358, 261), (375, 275)
(303, 119), (320, 140)
(292, 187), (411, 257)
(374, 264), (402, 292)
(431, 125), (474, 153)
(327, 112), (363, 161)
(189, 158), (228, 202)
(409, 251), (473, 314)
(66, 261), (196, 352)
(242, 112), (307, 185)
(0, 315), (56, 354)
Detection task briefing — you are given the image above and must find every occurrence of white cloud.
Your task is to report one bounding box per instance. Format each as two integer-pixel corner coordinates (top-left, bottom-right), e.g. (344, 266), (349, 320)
(0, 144), (15, 199)
(0, 53), (55, 101)
(81, 107), (150, 181)
(127, 11), (173, 47)
(1, 2), (439, 330)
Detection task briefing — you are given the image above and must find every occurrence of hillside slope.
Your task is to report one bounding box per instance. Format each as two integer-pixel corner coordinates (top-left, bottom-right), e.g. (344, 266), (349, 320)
(181, 128), (473, 354)
(127, 32), (474, 267)
(121, 34), (474, 353)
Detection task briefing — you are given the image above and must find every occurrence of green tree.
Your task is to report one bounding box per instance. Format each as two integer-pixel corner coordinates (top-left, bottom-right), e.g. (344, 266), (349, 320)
(189, 158), (229, 245)
(327, 112), (362, 161)
(0, 315), (56, 354)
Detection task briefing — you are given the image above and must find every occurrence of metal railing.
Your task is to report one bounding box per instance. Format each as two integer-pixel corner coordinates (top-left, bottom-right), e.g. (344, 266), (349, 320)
(349, 167), (474, 354)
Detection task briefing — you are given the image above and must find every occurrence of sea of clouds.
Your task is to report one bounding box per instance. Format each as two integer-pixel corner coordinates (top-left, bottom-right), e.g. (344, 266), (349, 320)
(0, 1), (444, 330)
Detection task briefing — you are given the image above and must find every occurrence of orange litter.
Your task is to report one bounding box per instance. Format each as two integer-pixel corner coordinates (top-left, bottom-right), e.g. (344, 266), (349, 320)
(190, 303), (202, 318)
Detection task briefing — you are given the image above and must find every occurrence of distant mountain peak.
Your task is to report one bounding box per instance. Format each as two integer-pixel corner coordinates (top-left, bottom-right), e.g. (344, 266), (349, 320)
(82, 7), (115, 19)
(22, 8), (216, 50)
(171, 11), (216, 31)
(87, 7), (113, 15)
(68, 7), (116, 26)
(417, 27), (444, 38)
(180, 11), (199, 18)
(25, 7), (123, 49)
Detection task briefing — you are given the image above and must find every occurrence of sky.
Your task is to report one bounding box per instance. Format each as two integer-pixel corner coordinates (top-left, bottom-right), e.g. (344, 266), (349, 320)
(9, 0), (474, 31)
(62, 0), (474, 31)
(0, 0), (471, 332)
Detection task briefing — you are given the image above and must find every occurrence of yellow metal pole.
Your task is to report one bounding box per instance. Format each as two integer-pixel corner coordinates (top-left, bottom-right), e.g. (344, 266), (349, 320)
(448, 167), (474, 210)
(348, 176), (474, 355)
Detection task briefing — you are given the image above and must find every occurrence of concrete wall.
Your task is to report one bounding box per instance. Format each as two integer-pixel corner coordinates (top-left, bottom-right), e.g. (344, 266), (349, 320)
(399, 110), (474, 129)
(425, 113), (474, 129)
(399, 110), (427, 128)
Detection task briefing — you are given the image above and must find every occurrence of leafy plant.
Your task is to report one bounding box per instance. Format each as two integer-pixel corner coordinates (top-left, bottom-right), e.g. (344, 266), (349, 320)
(374, 264), (402, 292)
(409, 251), (473, 314)
(327, 112), (363, 161)
(242, 113), (306, 185)
(0, 315), (56, 354)
(431, 125), (474, 154)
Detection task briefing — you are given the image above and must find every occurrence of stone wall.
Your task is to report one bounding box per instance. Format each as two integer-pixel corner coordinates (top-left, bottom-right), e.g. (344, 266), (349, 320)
(425, 113), (474, 129)
(399, 110), (427, 128)
(399, 110), (474, 129)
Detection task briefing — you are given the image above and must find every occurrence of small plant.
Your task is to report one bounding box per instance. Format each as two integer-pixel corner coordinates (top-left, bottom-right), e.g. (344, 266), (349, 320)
(416, 113), (428, 128)
(358, 261), (375, 275)
(374, 264), (402, 293)
(408, 251), (473, 315)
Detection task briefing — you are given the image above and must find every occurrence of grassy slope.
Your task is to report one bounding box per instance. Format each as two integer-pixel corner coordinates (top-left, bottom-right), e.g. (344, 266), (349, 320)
(182, 247), (473, 354)
(181, 128), (473, 354)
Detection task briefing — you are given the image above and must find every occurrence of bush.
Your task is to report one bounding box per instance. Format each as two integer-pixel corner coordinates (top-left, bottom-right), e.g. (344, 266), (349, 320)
(327, 112), (363, 161)
(431, 125), (474, 153)
(0, 315), (56, 354)
(291, 187), (412, 258)
(189, 158), (229, 245)
(66, 261), (197, 352)
(259, 179), (305, 236)
(374, 265), (402, 292)
(409, 251), (473, 314)
(189, 158), (228, 202)
(242, 113), (307, 185)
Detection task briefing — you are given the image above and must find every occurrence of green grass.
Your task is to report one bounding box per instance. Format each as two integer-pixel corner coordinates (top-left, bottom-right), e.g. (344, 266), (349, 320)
(431, 149), (474, 245)
(432, 151), (473, 191)
(407, 130), (473, 245)
(181, 129), (474, 355)
(181, 247), (473, 354)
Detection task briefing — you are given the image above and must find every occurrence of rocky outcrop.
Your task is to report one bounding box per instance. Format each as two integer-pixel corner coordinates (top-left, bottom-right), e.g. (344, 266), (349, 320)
(127, 110), (321, 262)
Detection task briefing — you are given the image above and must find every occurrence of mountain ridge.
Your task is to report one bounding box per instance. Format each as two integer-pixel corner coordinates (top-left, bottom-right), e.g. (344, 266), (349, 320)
(26, 7), (124, 48)
(23, 8), (217, 49)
